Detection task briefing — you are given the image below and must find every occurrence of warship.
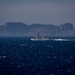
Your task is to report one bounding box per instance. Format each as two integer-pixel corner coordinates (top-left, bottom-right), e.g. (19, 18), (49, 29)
(31, 32), (49, 41)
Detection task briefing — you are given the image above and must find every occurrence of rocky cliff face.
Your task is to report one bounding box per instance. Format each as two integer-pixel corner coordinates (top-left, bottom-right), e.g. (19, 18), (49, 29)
(0, 22), (75, 36)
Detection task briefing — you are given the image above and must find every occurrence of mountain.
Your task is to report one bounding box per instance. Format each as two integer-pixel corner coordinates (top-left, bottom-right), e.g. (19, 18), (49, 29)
(0, 22), (75, 36)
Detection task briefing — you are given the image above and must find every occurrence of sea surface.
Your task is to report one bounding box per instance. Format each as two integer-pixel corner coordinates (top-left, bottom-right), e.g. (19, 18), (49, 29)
(0, 37), (75, 75)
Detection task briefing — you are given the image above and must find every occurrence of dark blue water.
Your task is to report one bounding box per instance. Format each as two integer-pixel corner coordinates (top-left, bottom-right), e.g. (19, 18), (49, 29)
(0, 37), (75, 75)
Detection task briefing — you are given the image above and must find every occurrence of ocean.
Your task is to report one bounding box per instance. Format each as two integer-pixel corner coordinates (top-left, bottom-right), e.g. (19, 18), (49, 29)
(0, 37), (75, 75)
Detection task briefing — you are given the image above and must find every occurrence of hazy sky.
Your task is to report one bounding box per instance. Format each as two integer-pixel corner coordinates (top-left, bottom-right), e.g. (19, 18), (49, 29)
(0, 0), (75, 25)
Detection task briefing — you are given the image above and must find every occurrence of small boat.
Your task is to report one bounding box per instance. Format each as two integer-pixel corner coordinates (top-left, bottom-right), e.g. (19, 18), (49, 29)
(31, 32), (49, 41)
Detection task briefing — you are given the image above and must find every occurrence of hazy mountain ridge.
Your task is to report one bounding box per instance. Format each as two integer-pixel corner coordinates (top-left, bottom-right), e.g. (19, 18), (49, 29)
(0, 22), (75, 36)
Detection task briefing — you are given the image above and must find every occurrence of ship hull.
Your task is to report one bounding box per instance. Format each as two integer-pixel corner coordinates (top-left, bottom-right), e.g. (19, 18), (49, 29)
(31, 38), (49, 41)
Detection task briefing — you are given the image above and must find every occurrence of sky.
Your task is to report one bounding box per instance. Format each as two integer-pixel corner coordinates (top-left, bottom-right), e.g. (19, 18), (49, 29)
(0, 0), (75, 25)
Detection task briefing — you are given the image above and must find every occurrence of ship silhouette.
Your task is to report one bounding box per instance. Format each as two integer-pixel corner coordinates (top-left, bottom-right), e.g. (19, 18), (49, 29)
(31, 32), (49, 41)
